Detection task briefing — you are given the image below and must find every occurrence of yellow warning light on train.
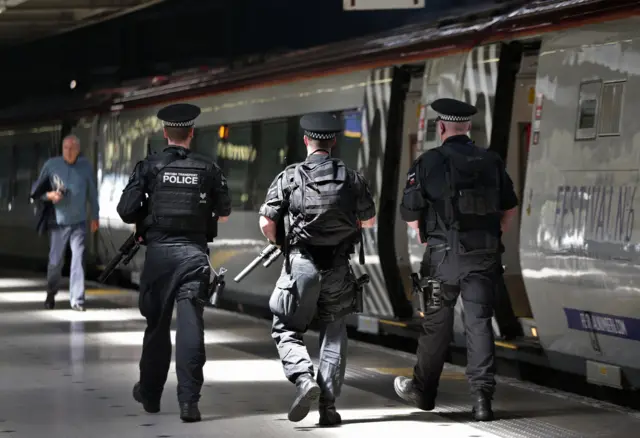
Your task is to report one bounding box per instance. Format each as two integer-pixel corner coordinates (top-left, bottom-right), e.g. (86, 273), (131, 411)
(531, 327), (538, 338)
(528, 87), (536, 105)
(218, 125), (229, 140)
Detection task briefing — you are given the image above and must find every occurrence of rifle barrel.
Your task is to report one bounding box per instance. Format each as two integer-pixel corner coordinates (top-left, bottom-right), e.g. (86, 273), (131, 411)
(233, 245), (277, 283)
(98, 253), (124, 283)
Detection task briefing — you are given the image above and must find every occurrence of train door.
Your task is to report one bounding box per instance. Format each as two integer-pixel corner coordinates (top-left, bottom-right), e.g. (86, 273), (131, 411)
(395, 76), (424, 302)
(502, 52), (539, 320)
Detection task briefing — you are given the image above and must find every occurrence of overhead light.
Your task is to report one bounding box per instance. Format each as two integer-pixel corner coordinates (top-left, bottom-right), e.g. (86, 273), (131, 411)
(70, 80), (77, 90)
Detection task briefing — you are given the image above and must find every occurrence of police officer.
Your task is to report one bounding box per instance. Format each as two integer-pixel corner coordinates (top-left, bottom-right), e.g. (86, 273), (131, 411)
(258, 113), (376, 426)
(394, 98), (518, 421)
(116, 103), (231, 422)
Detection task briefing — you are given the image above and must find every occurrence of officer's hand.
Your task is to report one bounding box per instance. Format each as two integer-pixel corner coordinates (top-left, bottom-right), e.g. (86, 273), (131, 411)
(218, 215), (229, 223)
(90, 219), (99, 233)
(47, 191), (63, 204)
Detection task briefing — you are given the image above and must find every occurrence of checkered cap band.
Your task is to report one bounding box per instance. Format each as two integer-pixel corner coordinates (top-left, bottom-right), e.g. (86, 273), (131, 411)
(305, 130), (337, 140)
(163, 121), (195, 127)
(437, 114), (471, 122)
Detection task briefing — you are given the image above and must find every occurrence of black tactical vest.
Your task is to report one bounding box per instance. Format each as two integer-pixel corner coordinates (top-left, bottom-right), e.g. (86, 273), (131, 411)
(287, 157), (358, 247)
(429, 143), (502, 256)
(148, 154), (214, 234)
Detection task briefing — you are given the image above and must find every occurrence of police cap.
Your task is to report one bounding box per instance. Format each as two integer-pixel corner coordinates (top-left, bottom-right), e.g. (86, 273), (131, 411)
(431, 98), (477, 123)
(157, 103), (201, 128)
(300, 112), (342, 140)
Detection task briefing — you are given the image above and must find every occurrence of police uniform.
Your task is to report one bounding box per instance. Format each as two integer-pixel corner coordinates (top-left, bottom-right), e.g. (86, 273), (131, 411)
(395, 98), (518, 421)
(116, 103), (231, 422)
(259, 113), (376, 426)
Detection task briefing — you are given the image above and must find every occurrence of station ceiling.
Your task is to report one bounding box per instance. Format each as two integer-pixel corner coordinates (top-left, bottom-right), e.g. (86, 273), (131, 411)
(0, 0), (166, 46)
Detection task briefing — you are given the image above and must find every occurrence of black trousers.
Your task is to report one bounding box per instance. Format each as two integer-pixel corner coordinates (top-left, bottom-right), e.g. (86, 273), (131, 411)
(413, 251), (498, 405)
(137, 243), (209, 404)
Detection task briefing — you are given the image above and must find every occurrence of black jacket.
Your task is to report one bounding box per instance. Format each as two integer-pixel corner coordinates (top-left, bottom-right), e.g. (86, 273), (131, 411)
(30, 176), (56, 235)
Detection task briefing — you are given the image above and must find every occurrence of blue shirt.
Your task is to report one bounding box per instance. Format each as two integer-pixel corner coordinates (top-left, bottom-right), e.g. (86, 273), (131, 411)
(37, 156), (99, 226)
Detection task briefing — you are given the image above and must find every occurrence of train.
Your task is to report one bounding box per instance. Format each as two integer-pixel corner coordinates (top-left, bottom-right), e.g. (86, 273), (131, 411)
(1, 0), (639, 391)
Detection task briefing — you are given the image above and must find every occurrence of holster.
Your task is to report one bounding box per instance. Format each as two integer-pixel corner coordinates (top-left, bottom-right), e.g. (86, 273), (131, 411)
(410, 272), (458, 314)
(209, 267), (227, 307)
(353, 274), (370, 314)
(185, 265), (227, 307)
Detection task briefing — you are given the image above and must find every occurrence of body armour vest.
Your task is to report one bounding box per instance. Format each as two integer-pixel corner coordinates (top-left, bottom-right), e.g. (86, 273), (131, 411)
(288, 157), (358, 247)
(148, 154), (214, 234)
(429, 143), (502, 257)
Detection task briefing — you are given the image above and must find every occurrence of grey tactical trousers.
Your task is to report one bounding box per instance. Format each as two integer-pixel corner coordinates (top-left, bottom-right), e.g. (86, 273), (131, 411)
(270, 253), (356, 404)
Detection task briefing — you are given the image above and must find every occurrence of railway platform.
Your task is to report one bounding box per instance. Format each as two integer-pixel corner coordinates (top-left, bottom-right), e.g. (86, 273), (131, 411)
(0, 272), (639, 438)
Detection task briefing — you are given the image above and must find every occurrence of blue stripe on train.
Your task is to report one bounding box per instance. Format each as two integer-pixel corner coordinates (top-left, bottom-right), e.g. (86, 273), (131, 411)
(564, 308), (640, 342)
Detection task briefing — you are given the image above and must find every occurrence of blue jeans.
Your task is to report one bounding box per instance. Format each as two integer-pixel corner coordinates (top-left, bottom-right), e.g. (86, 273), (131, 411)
(47, 222), (87, 306)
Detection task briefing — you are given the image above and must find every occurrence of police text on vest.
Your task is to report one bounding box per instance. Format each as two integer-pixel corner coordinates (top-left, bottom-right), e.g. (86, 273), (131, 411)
(163, 172), (199, 185)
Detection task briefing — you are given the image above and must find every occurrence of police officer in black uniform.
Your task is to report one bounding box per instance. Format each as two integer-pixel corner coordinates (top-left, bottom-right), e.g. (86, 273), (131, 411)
(116, 103), (231, 422)
(259, 113), (376, 426)
(394, 98), (518, 421)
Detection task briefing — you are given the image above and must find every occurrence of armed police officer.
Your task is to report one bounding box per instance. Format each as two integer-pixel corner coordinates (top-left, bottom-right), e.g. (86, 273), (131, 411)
(116, 103), (231, 423)
(394, 98), (518, 421)
(258, 113), (376, 426)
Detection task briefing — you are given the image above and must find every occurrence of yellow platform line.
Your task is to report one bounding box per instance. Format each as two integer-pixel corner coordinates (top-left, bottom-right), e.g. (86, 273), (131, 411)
(209, 249), (241, 268)
(495, 341), (518, 350)
(86, 288), (126, 296)
(379, 319), (408, 328)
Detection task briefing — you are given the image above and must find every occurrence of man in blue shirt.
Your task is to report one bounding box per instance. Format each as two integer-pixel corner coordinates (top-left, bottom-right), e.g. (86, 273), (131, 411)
(37, 134), (99, 311)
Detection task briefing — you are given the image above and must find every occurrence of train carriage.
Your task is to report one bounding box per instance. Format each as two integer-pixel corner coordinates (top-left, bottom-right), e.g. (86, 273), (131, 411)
(0, 0), (639, 392)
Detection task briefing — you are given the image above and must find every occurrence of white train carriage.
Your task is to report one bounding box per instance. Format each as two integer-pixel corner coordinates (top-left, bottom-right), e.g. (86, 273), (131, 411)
(0, 0), (638, 392)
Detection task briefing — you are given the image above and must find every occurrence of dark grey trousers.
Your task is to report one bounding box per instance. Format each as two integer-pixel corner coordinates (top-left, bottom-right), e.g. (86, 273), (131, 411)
(270, 254), (355, 404)
(138, 243), (209, 404)
(413, 250), (499, 404)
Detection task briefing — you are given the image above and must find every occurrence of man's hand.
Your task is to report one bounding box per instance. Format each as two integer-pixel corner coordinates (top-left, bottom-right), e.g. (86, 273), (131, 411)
(218, 215), (229, 224)
(47, 191), (63, 204)
(90, 219), (99, 233)
(407, 220), (427, 246)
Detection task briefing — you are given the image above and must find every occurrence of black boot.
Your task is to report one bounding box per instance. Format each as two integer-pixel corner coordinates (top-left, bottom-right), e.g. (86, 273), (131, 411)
(44, 292), (55, 310)
(180, 402), (201, 423)
(393, 376), (435, 411)
(288, 374), (321, 422)
(318, 397), (341, 427)
(471, 392), (494, 421)
(132, 382), (160, 413)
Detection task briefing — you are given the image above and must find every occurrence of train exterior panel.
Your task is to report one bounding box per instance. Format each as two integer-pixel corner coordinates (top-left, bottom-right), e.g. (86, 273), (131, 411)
(520, 17), (640, 386)
(98, 68), (396, 316)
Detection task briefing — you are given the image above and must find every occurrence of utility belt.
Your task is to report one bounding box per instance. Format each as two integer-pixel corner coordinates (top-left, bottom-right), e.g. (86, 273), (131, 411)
(288, 242), (354, 266)
(287, 245), (370, 315)
(410, 272), (459, 314)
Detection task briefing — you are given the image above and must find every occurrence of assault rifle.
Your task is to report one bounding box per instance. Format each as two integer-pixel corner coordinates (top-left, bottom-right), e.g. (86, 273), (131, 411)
(98, 231), (144, 283)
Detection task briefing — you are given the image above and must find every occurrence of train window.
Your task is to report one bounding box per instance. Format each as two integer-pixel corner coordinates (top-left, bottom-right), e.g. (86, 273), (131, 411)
(193, 126), (220, 159)
(216, 123), (253, 209)
(148, 133), (167, 154)
(14, 143), (39, 204)
(336, 110), (363, 170)
(575, 80), (601, 141)
(598, 81), (625, 137)
(0, 146), (12, 211)
(253, 120), (287, 208)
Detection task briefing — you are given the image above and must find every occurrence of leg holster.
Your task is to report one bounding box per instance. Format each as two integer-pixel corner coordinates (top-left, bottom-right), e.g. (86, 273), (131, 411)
(410, 273), (458, 314)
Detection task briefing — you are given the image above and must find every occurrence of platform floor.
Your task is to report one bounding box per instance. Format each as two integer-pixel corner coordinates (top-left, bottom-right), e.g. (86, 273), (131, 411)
(0, 274), (639, 438)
